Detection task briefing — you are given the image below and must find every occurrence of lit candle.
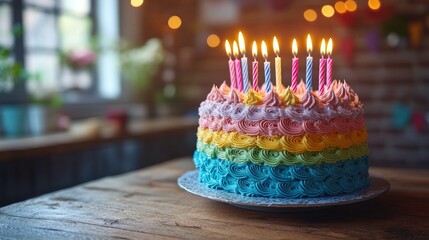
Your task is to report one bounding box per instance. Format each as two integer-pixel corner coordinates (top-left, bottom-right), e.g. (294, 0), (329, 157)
(225, 40), (236, 89)
(291, 38), (298, 93)
(238, 32), (249, 93)
(252, 41), (259, 92)
(319, 39), (326, 95)
(261, 40), (271, 93)
(306, 34), (313, 92)
(273, 36), (282, 92)
(326, 38), (333, 90)
(233, 41), (243, 92)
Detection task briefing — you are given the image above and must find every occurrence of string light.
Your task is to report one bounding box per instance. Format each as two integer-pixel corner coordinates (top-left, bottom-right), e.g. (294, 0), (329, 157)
(335, 1), (347, 14)
(207, 34), (220, 48)
(368, 0), (381, 10)
(168, 16), (182, 29)
(304, 9), (317, 22)
(130, 0), (144, 7)
(321, 5), (335, 18)
(345, 0), (357, 12)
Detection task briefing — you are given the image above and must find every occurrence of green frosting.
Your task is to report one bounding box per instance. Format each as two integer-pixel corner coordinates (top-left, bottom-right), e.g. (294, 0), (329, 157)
(196, 141), (369, 166)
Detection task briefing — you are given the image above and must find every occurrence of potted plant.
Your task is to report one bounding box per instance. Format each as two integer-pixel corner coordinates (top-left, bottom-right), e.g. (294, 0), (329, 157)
(61, 48), (96, 91)
(0, 46), (29, 137)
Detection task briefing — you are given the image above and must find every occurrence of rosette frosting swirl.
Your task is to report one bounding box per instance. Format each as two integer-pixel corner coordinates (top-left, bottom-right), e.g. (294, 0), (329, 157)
(193, 151), (370, 198)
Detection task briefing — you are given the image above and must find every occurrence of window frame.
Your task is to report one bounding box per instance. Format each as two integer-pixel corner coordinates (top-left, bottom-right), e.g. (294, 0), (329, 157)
(0, 0), (121, 105)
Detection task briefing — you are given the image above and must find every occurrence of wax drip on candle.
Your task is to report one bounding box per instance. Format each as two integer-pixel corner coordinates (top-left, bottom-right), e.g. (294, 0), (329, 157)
(233, 40), (243, 92)
(238, 31), (249, 93)
(252, 41), (259, 92)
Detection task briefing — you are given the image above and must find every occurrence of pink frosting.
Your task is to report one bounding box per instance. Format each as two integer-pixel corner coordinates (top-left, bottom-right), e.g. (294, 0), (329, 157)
(263, 91), (283, 107)
(207, 86), (225, 102)
(321, 89), (340, 107)
(199, 115), (365, 136)
(219, 81), (231, 95)
(335, 83), (350, 102)
(301, 91), (319, 109)
(227, 89), (242, 104)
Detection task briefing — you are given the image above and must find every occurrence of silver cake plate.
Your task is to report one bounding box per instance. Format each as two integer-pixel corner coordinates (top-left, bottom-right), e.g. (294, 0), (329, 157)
(178, 170), (390, 212)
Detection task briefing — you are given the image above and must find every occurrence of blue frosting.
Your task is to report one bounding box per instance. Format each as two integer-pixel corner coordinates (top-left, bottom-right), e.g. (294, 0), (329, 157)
(193, 151), (370, 198)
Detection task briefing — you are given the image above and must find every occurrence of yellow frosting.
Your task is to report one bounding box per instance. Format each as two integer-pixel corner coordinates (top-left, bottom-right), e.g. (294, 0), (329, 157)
(243, 89), (262, 105)
(197, 128), (368, 153)
(278, 87), (299, 106)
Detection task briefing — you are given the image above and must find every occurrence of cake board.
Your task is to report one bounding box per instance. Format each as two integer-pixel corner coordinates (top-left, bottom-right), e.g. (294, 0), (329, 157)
(178, 170), (390, 212)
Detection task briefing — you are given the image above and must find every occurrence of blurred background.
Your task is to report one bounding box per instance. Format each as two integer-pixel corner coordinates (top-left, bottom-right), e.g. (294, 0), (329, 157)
(0, 0), (428, 206)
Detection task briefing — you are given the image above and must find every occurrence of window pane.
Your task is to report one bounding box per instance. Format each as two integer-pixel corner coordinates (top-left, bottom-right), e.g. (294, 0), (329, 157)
(25, 0), (55, 8)
(24, 9), (58, 49)
(0, 4), (12, 46)
(59, 15), (91, 51)
(60, 0), (90, 15)
(26, 52), (60, 96)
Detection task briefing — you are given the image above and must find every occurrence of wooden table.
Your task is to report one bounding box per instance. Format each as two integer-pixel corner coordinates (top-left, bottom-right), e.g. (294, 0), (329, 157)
(1, 158), (428, 239)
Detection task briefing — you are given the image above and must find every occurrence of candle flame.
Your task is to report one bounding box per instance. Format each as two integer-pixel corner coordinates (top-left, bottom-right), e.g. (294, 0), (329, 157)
(327, 38), (333, 55)
(225, 40), (232, 57)
(273, 36), (280, 55)
(320, 38), (326, 55)
(252, 41), (258, 58)
(233, 40), (239, 57)
(238, 31), (246, 54)
(292, 38), (298, 56)
(307, 34), (312, 53)
(261, 41), (268, 59)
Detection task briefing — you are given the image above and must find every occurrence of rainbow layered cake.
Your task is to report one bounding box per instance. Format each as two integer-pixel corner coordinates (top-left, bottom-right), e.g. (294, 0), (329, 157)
(193, 80), (370, 198)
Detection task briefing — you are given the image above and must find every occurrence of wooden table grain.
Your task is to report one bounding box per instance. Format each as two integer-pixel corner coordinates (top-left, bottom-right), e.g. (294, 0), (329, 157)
(0, 158), (428, 240)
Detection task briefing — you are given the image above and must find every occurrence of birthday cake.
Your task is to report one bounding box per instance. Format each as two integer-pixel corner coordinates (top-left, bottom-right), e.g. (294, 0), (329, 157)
(193, 80), (369, 198)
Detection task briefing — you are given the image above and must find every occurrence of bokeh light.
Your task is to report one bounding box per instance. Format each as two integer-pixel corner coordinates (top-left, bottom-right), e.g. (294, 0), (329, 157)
(130, 0), (144, 8)
(368, 0), (381, 10)
(335, 1), (347, 14)
(168, 16), (182, 30)
(321, 5), (335, 18)
(345, 0), (357, 12)
(304, 9), (318, 22)
(207, 34), (220, 48)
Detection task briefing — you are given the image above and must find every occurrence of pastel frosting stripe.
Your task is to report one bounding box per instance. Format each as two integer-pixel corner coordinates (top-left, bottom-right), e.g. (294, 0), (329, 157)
(196, 141), (369, 166)
(197, 128), (368, 153)
(198, 100), (363, 122)
(199, 115), (365, 136)
(193, 151), (370, 198)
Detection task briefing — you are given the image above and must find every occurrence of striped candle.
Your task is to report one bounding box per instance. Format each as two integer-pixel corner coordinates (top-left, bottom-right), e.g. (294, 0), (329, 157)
(273, 36), (282, 92)
(228, 59), (236, 89)
(235, 59), (243, 92)
(241, 57), (249, 92)
(238, 32), (249, 93)
(225, 40), (236, 89)
(326, 38), (333, 89)
(232, 41), (243, 92)
(305, 34), (313, 92)
(319, 39), (326, 95)
(291, 39), (298, 93)
(252, 41), (259, 91)
(264, 61), (271, 93)
(261, 41), (271, 93)
(252, 61), (259, 91)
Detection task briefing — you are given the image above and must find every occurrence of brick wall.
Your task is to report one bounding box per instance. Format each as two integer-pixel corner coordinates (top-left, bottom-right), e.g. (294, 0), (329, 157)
(141, 0), (429, 168)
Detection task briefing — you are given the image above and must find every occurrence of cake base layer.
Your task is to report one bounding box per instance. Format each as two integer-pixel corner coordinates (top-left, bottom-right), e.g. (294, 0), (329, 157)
(193, 151), (370, 198)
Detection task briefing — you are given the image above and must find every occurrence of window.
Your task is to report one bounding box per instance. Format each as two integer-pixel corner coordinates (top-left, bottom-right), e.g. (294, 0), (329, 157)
(1, 0), (120, 103)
